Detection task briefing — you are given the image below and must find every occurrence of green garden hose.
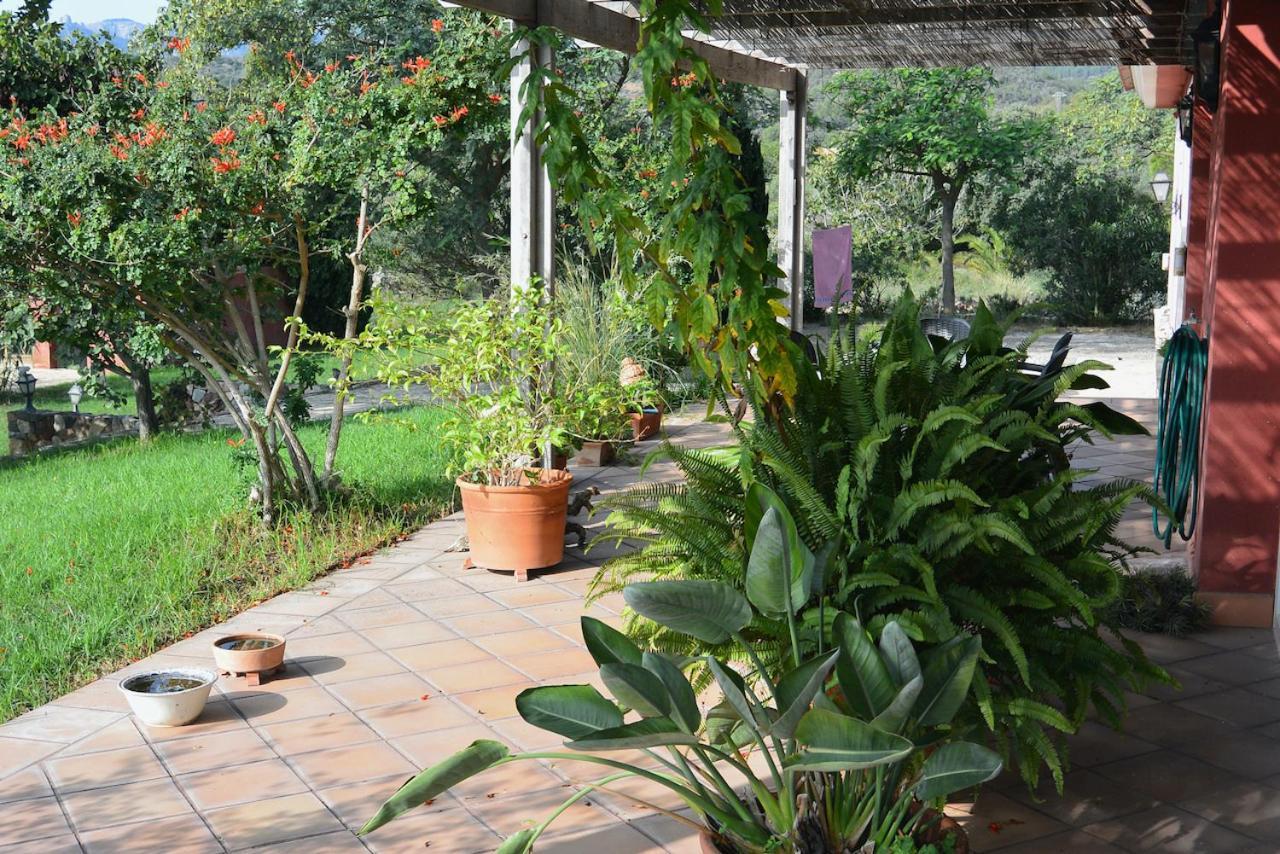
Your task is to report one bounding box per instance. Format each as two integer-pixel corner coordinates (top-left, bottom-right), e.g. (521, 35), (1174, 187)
(1153, 324), (1209, 547)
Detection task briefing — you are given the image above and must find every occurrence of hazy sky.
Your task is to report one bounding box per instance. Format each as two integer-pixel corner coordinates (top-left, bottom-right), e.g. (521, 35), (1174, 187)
(0, 0), (165, 23)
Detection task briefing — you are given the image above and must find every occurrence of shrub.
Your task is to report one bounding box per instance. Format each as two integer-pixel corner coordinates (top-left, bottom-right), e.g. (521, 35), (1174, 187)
(1105, 568), (1210, 637)
(595, 293), (1169, 790)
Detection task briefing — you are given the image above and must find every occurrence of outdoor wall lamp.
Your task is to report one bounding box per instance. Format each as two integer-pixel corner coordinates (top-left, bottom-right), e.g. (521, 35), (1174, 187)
(1192, 10), (1222, 113)
(1150, 172), (1172, 204)
(1176, 95), (1194, 145)
(16, 366), (36, 411)
(68, 382), (83, 413)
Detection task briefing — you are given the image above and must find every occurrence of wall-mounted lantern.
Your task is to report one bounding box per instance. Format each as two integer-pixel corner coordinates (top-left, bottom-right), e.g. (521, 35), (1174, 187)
(1192, 11), (1222, 113)
(1150, 172), (1173, 204)
(16, 366), (36, 411)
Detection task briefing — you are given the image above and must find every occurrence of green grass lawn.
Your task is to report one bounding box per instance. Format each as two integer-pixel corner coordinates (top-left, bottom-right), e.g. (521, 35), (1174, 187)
(0, 406), (458, 721)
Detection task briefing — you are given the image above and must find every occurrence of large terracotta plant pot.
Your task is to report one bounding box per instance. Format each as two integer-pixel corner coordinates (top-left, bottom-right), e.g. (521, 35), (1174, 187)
(458, 468), (572, 581)
(697, 811), (968, 854)
(575, 439), (617, 467)
(630, 407), (663, 441)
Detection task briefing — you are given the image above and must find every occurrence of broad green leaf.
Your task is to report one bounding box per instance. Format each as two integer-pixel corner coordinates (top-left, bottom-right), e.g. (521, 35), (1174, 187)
(642, 651), (701, 733)
(581, 616), (643, 667)
(707, 656), (765, 730)
(834, 613), (897, 719)
(786, 709), (913, 772)
(360, 740), (508, 835)
(870, 675), (922, 734)
(568, 717), (700, 750)
(705, 699), (755, 749)
(745, 505), (813, 616)
(913, 741), (1003, 800)
(773, 650), (840, 740)
(878, 621), (921, 687)
(624, 580), (751, 644)
(917, 634), (981, 726)
(515, 685), (622, 740)
(600, 662), (671, 718)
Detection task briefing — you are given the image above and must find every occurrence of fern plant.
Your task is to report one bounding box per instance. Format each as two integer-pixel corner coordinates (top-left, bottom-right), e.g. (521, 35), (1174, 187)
(594, 292), (1170, 792)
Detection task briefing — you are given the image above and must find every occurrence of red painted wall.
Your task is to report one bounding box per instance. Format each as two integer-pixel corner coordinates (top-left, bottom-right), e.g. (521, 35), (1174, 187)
(1183, 102), (1214, 322)
(1192, 0), (1280, 606)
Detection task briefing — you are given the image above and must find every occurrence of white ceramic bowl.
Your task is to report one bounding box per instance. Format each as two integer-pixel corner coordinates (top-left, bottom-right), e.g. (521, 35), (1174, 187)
(118, 667), (218, 727)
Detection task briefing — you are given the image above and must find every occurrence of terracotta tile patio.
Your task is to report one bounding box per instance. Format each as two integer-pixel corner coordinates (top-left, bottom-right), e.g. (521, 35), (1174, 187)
(2, 402), (1275, 853)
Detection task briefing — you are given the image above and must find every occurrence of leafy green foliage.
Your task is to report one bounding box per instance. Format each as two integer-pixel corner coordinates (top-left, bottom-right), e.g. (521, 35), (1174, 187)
(599, 293), (1169, 791)
(1104, 569), (1210, 638)
(366, 513), (997, 853)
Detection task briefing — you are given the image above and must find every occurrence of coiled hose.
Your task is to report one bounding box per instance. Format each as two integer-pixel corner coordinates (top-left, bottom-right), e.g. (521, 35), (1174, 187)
(1153, 324), (1209, 547)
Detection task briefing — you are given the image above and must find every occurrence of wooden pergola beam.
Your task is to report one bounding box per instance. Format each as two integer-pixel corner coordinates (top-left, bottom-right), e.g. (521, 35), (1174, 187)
(714, 1), (1183, 29)
(448, 0), (801, 91)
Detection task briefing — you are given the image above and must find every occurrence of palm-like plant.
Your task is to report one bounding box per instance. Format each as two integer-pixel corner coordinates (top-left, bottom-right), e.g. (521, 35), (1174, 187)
(362, 504), (1000, 853)
(594, 293), (1169, 790)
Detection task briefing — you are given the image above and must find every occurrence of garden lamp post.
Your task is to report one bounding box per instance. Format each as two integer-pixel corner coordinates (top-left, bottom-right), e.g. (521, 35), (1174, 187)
(1150, 172), (1172, 204)
(16, 366), (36, 412)
(68, 382), (83, 413)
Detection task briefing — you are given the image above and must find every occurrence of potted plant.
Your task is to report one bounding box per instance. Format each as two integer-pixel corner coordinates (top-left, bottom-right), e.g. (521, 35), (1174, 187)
(360, 504), (1000, 851)
(563, 381), (631, 467)
(374, 289), (574, 581)
(620, 363), (664, 441)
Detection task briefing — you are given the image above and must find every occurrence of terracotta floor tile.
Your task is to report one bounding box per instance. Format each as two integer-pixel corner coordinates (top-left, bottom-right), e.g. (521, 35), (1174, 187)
(154, 726), (276, 775)
(487, 715), (563, 751)
(454, 682), (537, 720)
(1175, 650), (1280, 686)
(288, 741), (416, 789)
(304, 650), (406, 685)
(458, 571), (529, 593)
(79, 812), (222, 853)
(506, 649), (599, 680)
(390, 638), (492, 672)
(340, 589), (403, 611)
(445, 610), (537, 636)
(0, 767), (52, 805)
(361, 805), (501, 854)
(58, 718), (145, 757)
(1175, 687), (1280, 728)
(0, 832), (82, 853)
(205, 791), (344, 849)
(304, 576), (387, 598)
(61, 777), (193, 830)
(537, 823), (666, 854)
(287, 630), (377, 659)
(214, 661), (320, 696)
(487, 583), (578, 609)
(992, 829), (1126, 853)
(0, 738), (60, 780)
(260, 830), (369, 853)
(386, 577), (473, 602)
(0, 796), (71, 845)
(0, 705), (122, 744)
(422, 660), (527, 694)
(1178, 779), (1280, 842)
(1067, 720), (1160, 767)
(337, 603), (425, 631)
(449, 754), (564, 802)
(51, 679), (132, 714)
(326, 672), (434, 710)
(316, 773), (454, 828)
(475, 627), (578, 657)
(179, 757), (309, 810)
(629, 813), (704, 854)
(1092, 749), (1241, 802)
(471, 783), (617, 836)
(1083, 804), (1258, 853)
(253, 592), (346, 617)
(355, 697), (477, 739)
(359, 619), (457, 650)
(138, 699), (249, 743)
(1176, 724), (1280, 779)
(391, 723), (504, 767)
(947, 791), (1069, 850)
(518, 601), (613, 628)
(229, 685), (349, 724)
(260, 711), (380, 756)
(286, 616), (353, 639)
(44, 744), (166, 793)
(1007, 768), (1159, 827)
(414, 593), (506, 619)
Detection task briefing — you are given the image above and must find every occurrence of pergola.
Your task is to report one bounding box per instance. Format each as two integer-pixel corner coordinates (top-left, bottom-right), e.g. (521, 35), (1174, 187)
(457, 1), (1280, 631)
(452, 0), (1200, 330)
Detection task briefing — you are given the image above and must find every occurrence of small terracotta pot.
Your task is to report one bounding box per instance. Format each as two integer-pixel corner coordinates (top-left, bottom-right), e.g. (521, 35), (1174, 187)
(458, 468), (572, 580)
(575, 439), (617, 467)
(211, 632), (286, 684)
(630, 407), (663, 441)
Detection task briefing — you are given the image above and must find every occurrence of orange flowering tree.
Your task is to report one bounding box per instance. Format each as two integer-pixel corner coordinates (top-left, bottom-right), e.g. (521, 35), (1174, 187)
(0, 40), (492, 523)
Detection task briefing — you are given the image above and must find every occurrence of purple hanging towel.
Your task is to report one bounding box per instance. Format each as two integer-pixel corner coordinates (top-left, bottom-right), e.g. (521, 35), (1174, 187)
(812, 225), (852, 309)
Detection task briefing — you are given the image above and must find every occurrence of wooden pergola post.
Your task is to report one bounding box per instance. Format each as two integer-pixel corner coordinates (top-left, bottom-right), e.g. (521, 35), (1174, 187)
(509, 37), (555, 297)
(777, 71), (808, 331)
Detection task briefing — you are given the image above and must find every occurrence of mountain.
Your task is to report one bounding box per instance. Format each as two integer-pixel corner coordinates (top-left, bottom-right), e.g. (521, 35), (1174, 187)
(59, 17), (144, 50)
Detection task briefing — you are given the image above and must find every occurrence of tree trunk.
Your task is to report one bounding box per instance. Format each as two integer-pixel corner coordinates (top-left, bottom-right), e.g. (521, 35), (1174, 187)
(939, 190), (957, 315)
(130, 365), (159, 441)
(323, 189), (370, 483)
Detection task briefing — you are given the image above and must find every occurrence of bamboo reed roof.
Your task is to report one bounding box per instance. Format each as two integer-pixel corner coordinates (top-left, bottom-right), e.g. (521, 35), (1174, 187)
(701, 1), (1198, 68)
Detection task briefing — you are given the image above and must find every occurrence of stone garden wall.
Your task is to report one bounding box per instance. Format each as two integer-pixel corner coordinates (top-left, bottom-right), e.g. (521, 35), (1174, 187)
(6, 410), (139, 457)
